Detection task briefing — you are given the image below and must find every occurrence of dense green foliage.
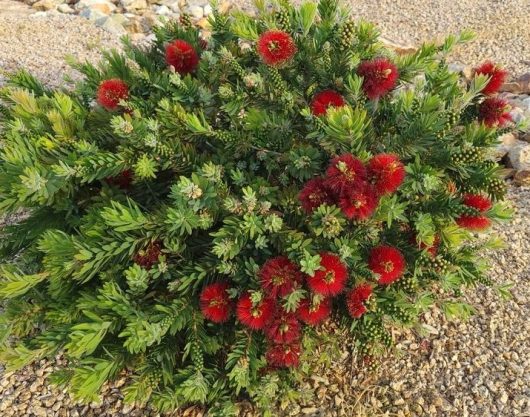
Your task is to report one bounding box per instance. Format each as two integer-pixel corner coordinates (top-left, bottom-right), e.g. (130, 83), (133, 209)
(0, 0), (512, 414)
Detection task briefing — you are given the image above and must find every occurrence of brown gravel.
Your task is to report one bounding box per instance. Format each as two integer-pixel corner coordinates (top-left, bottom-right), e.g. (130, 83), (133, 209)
(0, 0), (121, 88)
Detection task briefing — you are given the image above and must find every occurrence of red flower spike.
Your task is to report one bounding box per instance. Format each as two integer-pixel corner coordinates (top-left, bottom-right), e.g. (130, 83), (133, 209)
(259, 256), (304, 298)
(199, 282), (232, 323)
(475, 61), (508, 96)
(236, 292), (276, 330)
(307, 252), (348, 296)
(265, 313), (301, 344)
(478, 97), (512, 127)
(297, 297), (332, 325)
(310, 90), (346, 116)
(338, 184), (379, 220)
(456, 194), (493, 231)
(346, 283), (373, 319)
(462, 194), (493, 212)
(265, 342), (301, 368)
(357, 58), (399, 100)
(97, 79), (129, 111)
(299, 178), (335, 213)
(325, 154), (367, 193)
(367, 154), (406, 195)
(165, 39), (200, 75)
(456, 216), (491, 230)
(257, 30), (297, 67)
(134, 242), (162, 270)
(368, 245), (406, 285)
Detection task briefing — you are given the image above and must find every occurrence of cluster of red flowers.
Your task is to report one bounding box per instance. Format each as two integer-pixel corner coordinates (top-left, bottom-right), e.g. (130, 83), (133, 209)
(257, 30), (297, 67)
(134, 242), (162, 269)
(346, 284), (373, 318)
(97, 79), (129, 111)
(199, 254), (345, 368)
(357, 58), (399, 100)
(475, 61), (507, 96)
(308, 59), (399, 117)
(474, 61), (511, 128)
(165, 39), (200, 75)
(456, 193), (492, 231)
(478, 97), (512, 128)
(97, 38), (201, 112)
(200, 244), (408, 366)
(310, 90), (346, 116)
(299, 153), (405, 220)
(368, 245), (406, 285)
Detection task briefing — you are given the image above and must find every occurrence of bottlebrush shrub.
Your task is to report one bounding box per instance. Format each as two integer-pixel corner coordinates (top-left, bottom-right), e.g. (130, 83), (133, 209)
(0, 0), (514, 414)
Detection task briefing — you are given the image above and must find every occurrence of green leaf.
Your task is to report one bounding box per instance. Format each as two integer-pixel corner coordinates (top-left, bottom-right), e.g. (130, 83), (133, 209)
(298, 2), (318, 35)
(441, 301), (475, 321)
(494, 283), (513, 301)
(65, 320), (112, 358)
(300, 250), (321, 276)
(0, 267), (48, 299)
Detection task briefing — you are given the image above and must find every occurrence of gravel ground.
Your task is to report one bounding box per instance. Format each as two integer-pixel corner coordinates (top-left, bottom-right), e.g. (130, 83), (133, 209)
(0, 1), (529, 416)
(0, 0), (121, 88)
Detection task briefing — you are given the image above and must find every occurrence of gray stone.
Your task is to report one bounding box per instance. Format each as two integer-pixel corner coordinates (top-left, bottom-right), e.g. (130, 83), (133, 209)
(76, 0), (116, 14)
(161, 0), (180, 12)
(494, 132), (518, 161)
(521, 97), (530, 112)
(188, 5), (203, 19)
(95, 15), (127, 35)
(154, 4), (170, 15)
(120, 0), (147, 11)
(57, 3), (74, 13)
(508, 141), (530, 171)
(32, 0), (62, 11)
(79, 7), (108, 20)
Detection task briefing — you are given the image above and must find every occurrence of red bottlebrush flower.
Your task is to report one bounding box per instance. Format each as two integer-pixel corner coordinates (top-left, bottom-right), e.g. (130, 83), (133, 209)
(165, 39), (200, 75)
(297, 296), (332, 325)
(307, 252), (348, 296)
(475, 61), (508, 95)
(456, 215), (491, 230)
(299, 178), (335, 213)
(134, 242), (161, 270)
(478, 97), (512, 127)
(456, 194), (492, 231)
(338, 184), (379, 220)
(257, 30), (297, 67)
(462, 193), (492, 212)
(97, 79), (129, 111)
(357, 58), (399, 100)
(346, 283), (373, 318)
(265, 342), (301, 368)
(325, 154), (367, 193)
(259, 256), (304, 298)
(367, 154), (406, 195)
(368, 245), (406, 285)
(265, 313), (301, 344)
(236, 292), (276, 330)
(310, 90), (346, 116)
(106, 169), (133, 189)
(199, 282), (232, 323)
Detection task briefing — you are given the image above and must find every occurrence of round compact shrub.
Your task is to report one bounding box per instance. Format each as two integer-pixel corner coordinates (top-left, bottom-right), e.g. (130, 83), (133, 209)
(0, 0), (513, 414)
